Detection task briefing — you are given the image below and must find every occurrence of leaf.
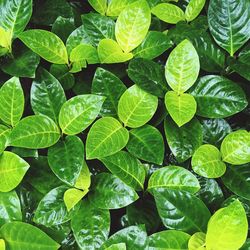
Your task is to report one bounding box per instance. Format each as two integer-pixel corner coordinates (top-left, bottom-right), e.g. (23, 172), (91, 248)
(148, 230), (190, 250)
(0, 27), (11, 52)
(74, 161), (91, 190)
(165, 39), (200, 94)
(91, 67), (127, 117)
(107, 0), (131, 16)
(59, 94), (105, 135)
(0, 239), (5, 250)
(126, 124), (164, 165)
(48, 136), (84, 186)
(100, 151), (146, 190)
(188, 232), (206, 250)
(206, 200), (248, 250)
(164, 117), (203, 162)
(208, 0), (250, 56)
(185, 0), (206, 22)
(127, 58), (168, 97)
(63, 188), (88, 211)
(31, 68), (66, 122)
(9, 115), (61, 149)
(18, 29), (69, 64)
(118, 85), (158, 128)
(0, 77), (24, 127)
(86, 117), (129, 159)
(0, 191), (22, 227)
(88, 0), (107, 15)
(0, 222), (60, 250)
(148, 165), (200, 194)
(71, 200), (110, 249)
(221, 130), (250, 165)
(89, 173), (139, 209)
(105, 243), (126, 250)
(115, 0), (151, 53)
(189, 75), (248, 118)
(0, 125), (11, 154)
(0, 151), (29, 192)
(98, 39), (133, 64)
(165, 91), (197, 127)
(0, 0), (33, 37)
(153, 188), (211, 234)
(192, 144), (226, 178)
(152, 3), (185, 24)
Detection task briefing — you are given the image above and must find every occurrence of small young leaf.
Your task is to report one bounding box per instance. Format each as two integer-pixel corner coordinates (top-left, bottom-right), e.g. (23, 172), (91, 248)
(185, 0), (206, 22)
(74, 161), (91, 190)
(88, 0), (107, 15)
(107, 0), (131, 17)
(63, 188), (88, 211)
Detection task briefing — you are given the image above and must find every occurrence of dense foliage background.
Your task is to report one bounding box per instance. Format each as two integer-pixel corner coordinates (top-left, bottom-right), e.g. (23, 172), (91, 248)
(0, 0), (250, 249)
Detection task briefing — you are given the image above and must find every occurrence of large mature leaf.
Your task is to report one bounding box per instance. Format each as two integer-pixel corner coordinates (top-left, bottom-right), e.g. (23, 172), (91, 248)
(208, 0), (250, 56)
(118, 85), (158, 128)
(164, 117), (203, 162)
(31, 68), (66, 122)
(48, 136), (84, 186)
(86, 117), (129, 159)
(100, 151), (146, 190)
(188, 232), (206, 250)
(9, 115), (60, 149)
(185, 0), (206, 22)
(221, 130), (250, 165)
(115, 0), (151, 53)
(18, 30), (69, 64)
(165, 39), (200, 94)
(59, 94), (105, 135)
(89, 173), (138, 209)
(206, 200), (248, 250)
(126, 125), (164, 165)
(88, 0), (107, 15)
(71, 200), (110, 249)
(153, 188), (211, 234)
(148, 165), (200, 194)
(0, 151), (29, 192)
(0, 125), (11, 154)
(189, 75), (248, 118)
(0, 77), (24, 127)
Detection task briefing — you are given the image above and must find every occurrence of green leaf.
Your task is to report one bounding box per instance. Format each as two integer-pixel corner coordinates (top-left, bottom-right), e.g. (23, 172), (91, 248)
(31, 68), (66, 122)
(9, 115), (61, 149)
(0, 239), (5, 250)
(0, 222), (60, 250)
(0, 151), (29, 192)
(89, 173), (139, 209)
(107, 0), (131, 17)
(189, 75), (248, 118)
(206, 200), (248, 250)
(221, 130), (250, 165)
(72, 200), (110, 249)
(18, 29), (69, 64)
(86, 117), (129, 159)
(148, 230), (190, 250)
(91, 67), (127, 117)
(148, 165), (200, 194)
(165, 39), (200, 94)
(105, 243), (126, 250)
(48, 136), (84, 186)
(185, 0), (206, 22)
(59, 94), (105, 135)
(126, 124), (164, 165)
(63, 188), (88, 211)
(88, 0), (107, 15)
(100, 151), (146, 190)
(192, 144), (226, 178)
(98, 38), (133, 64)
(165, 91), (197, 127)
(74, 161), (91, 190)
(0, 125), (11, 154)
(151, 3), (185, 24)
(0, 191), (22, 227)
(153, 188), (211, 234)
(164, 117), (203, 162)
(188, 232), (206, 250)
(115, 0), (151, 53)
(118, 85), (158, 128)
(0, 77), (24, 127)
(208, 0), (250, 56)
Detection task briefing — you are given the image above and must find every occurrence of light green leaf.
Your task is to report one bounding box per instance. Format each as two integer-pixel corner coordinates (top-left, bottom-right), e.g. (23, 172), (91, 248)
(115, 0), (151, 53)
(185, 0), (206, 22)
(118, 85), (158, 128)
(18, 29), (69, 64)
(9, 115), (60, 149)
(105, 243), (126, 250)
(86, 117), (129, 159)
(59, 94), (105, 135)
(152, 3), (185, 24)
(0, 125), (11, 154)
(88, 0), (107, 15)
(0, 151), (29, 192)
(0, 239), (5, 250)
(63, 188), (88, 211)
(206, 200), (248, 250)
(75, 161), (91, 190)
(0, 27), (11, 52)
(165, 91), (197, 127)
(165, 39), (200, 94)
(107, 0), (131, 16)
(98, 39), (133, 64)
(0, 77), (24, 127)
(188, 232), (206, 250)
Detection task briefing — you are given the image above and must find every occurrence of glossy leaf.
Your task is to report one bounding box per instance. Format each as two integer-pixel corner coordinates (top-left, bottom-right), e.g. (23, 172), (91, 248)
(88, 0), (107, 15)
(105, 243), (126, 250)
(185, 0), (206, 22)
(74, 161), (91, 190)
(188, 232), (206, 250)
(0, 125), (11, 154)
(63, 188), (88, 211)
(107, 0), (131, 16)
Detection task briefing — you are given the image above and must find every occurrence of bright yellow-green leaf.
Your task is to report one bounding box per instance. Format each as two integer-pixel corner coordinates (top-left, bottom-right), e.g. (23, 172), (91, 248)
(0, 239), (5, 250)
(64, 188), (88, 211)
(188, 232), (206, 250)
(88, 0), (107, 15)
(185, 0), (206, 22)
(0, 27), (11, 51)
(75, 161), (91, 190)
(107, 0), (131, 17)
